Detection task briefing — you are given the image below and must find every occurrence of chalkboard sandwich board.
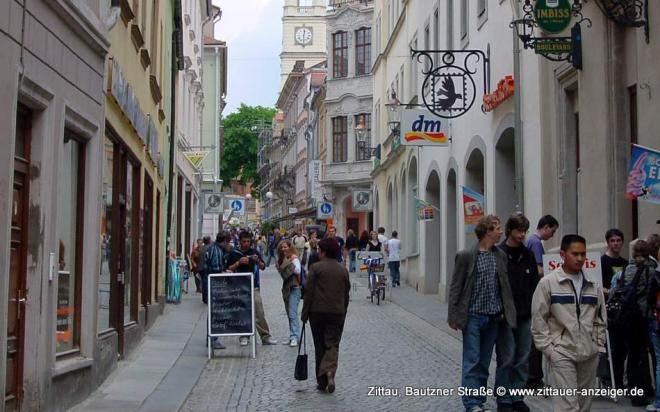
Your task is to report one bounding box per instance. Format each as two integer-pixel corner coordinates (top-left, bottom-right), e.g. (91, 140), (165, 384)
(207, 272), (255, 337)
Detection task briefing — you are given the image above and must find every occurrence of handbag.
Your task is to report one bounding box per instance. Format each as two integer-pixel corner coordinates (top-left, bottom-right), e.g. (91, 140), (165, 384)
(294, 323), (308, 381)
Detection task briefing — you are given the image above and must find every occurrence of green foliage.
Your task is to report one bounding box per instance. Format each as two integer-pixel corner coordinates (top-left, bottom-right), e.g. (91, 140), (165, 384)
(220, 104), (276, 191)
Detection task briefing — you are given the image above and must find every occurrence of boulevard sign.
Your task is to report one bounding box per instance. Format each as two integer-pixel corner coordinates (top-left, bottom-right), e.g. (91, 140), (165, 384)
(534, 39), (572, 54)
(534, 0), (572, 34)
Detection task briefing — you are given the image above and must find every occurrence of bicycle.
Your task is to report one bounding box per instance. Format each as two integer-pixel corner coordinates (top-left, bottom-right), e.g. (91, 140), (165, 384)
(361, 256), (386, 305)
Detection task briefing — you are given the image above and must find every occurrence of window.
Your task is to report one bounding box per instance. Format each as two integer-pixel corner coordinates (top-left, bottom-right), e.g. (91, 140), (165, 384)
(56, 132), (86, 354)
(333, 31), (348, 78)
(355, 113), (372, 161)
(332, 116), (347, 162)
(461, 0), (468, 42)
(141, 0), (148, 34)
(356, 27), (371, 76)
(150, 0), (160, 76)
(477, 0), (488, 28)
(447, 0), (454, 49)
(424, 24), (431, 71)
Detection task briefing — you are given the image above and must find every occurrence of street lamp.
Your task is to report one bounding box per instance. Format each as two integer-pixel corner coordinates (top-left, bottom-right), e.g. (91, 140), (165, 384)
(384, 91), (401, 135)
(245, 193), (252, 200)
(355, 118), (378, 158)
(266, 191), (274, 200)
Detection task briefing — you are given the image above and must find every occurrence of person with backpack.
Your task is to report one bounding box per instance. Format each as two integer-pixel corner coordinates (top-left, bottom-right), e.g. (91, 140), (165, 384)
(202, 233), (229, 350)
(292, 228), (308, 260)
(196, 237), (211, 295)
(646, 234), (660, 412)
(608, 239), (656, 406)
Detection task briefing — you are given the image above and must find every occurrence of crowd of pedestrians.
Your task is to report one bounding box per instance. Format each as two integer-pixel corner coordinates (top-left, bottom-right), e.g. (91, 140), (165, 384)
(447, 212), (660, 412)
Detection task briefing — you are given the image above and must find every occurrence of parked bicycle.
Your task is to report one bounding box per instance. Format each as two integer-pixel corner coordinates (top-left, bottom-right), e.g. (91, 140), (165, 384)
(360, 256), (386, 305)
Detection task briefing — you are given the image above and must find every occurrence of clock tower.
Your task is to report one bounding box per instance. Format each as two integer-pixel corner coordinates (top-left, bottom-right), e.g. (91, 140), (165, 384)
(280, 0), (327, 92)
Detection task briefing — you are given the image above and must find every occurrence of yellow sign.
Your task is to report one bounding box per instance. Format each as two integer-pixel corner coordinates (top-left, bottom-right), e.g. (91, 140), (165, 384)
(183, 151), (210, 169)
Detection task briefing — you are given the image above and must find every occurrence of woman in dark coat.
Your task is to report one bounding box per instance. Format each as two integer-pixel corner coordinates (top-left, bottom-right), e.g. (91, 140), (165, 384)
(301, 238), (350, 394)
(358, 230), (369, 251)
(367, 230), (382, 251)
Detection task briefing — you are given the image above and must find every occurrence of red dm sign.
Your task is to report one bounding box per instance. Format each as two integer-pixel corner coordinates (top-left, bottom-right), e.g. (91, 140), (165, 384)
(401, 109), (449, 146)
(483, 75), (514, 113)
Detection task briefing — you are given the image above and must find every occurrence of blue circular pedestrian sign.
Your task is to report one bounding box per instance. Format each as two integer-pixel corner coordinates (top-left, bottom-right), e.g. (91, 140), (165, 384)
(320, 203), (332, 214)
(231, 199), (243, 211)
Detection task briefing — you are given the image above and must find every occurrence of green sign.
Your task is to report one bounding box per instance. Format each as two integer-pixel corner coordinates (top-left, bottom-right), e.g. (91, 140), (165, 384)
(534, 0), (572, 34)
(534, 39), (572, 54)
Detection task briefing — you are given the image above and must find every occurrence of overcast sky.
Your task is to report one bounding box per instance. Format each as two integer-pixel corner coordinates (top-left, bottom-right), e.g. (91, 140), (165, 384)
(213, 0), (282, 115)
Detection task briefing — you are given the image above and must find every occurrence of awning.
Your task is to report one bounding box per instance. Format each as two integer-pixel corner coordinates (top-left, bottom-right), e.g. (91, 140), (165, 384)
(270, 207), (317, 224)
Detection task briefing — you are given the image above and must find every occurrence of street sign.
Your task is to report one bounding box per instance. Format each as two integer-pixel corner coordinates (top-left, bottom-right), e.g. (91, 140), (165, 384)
(229, 198), (245, 216)
(534, 0), (572, 34)
(400, 109), (449, 146)
(317, 202), (334, 219)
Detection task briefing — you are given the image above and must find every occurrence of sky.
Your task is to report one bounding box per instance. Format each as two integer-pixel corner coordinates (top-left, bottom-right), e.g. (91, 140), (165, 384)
(212, 0), (282, 115)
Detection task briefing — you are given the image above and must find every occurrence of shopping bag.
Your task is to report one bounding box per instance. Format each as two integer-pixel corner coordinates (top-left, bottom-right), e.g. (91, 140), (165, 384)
(294, 323), (308, 381)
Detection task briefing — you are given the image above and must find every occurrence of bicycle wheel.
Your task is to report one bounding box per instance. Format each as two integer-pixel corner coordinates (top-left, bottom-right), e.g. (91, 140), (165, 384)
(376, 287), (380, 305)
(369, 274), (375, 303)
(381, 286), (386, 302)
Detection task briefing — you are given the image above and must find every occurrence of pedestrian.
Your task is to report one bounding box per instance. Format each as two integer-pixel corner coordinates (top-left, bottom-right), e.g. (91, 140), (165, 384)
(367, 230), (382, 251)
(202, 232), (229, 350)
(266, 231), (276, 266)
(256, 235), (267, 260)
(531, 234), (606, 412)
(326, 226), (346, 264)
(345, 229), (359, 272)
(610, 239), (656, 405)
(292, 227), (308, 259)
(358, 230), (369, 251)
(525, 214), (559, 390)
(301, 237), (351, 394)
(384, 231), (401, 287)
(448, 215), (516, 412)
(495, 214), (538, 412)
(646, 234), (660, 412)
(377, 227), (388, 246)
(190, 238), (204, 293)
(276, 240), (302, 347)
(307, 238), (320, 269)
(226, 230), (278, 346)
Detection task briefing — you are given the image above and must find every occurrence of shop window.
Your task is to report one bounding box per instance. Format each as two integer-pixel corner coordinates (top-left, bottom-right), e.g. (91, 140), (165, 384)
(56, 132), (86, 354)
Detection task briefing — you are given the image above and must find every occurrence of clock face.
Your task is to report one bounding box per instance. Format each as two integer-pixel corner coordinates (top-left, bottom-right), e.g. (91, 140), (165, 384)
(295, 27), (312, 45)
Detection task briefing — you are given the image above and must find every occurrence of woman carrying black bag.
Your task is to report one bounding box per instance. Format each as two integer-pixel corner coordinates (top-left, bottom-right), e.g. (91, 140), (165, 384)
(301, 238), (351, 393)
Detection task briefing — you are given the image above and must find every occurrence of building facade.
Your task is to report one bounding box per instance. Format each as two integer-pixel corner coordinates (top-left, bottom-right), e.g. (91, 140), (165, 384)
(0, 0), (110, 410)
(200, 5), (227, 237)
(322, 0), (375, 238)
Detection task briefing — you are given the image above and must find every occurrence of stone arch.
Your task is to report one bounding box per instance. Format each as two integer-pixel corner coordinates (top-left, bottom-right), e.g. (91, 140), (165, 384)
(445, 164), (459, 302)
(424, 167), (441, 294)
(408, 155), (419, 255)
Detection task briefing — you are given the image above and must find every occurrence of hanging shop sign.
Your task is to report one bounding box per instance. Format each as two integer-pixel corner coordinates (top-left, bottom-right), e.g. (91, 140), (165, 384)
(534, 0), (573, 34)
(415, 198), (435, 221)
(352, 189), (373, 212)
(482, 75), (514, 113)
(625, 144), (660, 204)
(400, 109), (449, 146)
(411, 48), (490, 119)
(183, 150), (211, 169)
(203, 193), (223, 214)
(309, 160), (323, 201)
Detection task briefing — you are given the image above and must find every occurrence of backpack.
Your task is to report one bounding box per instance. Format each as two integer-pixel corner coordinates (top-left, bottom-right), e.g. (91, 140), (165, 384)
(204, 244), (224, 273)
(293, 235), (307, 250)
(607, 265), (646, 328)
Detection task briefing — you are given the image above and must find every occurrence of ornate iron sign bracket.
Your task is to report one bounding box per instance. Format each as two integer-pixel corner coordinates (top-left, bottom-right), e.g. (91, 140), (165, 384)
(511, 0), (591, 69)
(411, 47), (491, 119)
(593, 0), (649, 43)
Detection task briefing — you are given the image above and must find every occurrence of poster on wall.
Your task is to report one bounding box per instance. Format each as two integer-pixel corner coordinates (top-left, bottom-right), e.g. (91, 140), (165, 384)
(416, 197), (435, 221)
(462, 186), (485, 233)
(626, 144), (660, 204)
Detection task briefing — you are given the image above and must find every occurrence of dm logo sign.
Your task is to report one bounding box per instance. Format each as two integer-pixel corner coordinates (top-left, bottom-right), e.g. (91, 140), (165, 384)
(401, 109), (449, 146)
(317, 202), (334, 219)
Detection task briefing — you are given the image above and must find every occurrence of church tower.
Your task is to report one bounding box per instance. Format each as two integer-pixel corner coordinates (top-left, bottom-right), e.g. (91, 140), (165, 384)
(280, 0), (327, 92)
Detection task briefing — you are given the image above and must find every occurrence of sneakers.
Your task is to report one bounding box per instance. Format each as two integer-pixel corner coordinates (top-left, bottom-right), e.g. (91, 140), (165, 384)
(262, 337), (278, 345)
(282, 339), (291, 345)
(511, 401), (530, 412)
(289, 339), (298, 347)
(646, 404), (660, 411)
(239, 337), (249, 346)
(211, 340), (226, 350)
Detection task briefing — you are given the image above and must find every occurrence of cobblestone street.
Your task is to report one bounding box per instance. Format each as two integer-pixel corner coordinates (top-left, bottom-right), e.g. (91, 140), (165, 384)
(179, 267), (630, 412)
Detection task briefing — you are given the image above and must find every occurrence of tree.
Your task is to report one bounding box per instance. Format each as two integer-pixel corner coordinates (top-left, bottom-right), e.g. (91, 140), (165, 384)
(220, 104), (276, 193)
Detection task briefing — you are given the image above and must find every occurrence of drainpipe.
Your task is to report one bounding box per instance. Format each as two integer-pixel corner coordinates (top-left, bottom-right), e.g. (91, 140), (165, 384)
(512, 0), (525, 213)
(166, 28), (179, 299)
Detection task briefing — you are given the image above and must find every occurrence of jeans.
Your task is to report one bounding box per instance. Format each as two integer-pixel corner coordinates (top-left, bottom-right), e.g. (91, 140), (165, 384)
(388, 261), (400, 284)
(286, 286), (302, 341)
(349, 250), (356, 272)
(462, 314), (500, 411)
(495, 317), (532, 404)
(652, 322), (660, 408)
(266, 248), (276, 266)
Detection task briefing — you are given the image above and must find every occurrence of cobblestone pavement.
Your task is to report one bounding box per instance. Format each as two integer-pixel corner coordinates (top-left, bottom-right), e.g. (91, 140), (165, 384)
(180, 267), (638, 412)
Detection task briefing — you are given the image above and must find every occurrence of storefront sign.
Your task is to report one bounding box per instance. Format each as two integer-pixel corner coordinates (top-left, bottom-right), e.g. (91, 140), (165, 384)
(482, 75), (514, 113)
(352, 189), (373, 211)
(543, 252), (603, 288)
(462, 186), (485, 233)
(626, 144), (660, 204)
(184, 150), (211, 169)
(534, 39), (572, 54)
(309, 160), (323, 201)
(400, 109), (449, 146)
(535, 0), (573, 34)
(204, 193), (223, 214)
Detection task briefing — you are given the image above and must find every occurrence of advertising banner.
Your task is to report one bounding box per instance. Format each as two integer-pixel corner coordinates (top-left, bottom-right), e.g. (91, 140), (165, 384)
(626, 144), (660, 204)
(416, 198), (435, 221)
(462, 186), (485, 233)
(400, 109), (449, 146)
(542, 252), (603, 288)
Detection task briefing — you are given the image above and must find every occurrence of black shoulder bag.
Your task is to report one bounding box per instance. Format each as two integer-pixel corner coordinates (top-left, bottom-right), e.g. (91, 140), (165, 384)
(294, 323), (308, 380)
(607, 266), (645, 328)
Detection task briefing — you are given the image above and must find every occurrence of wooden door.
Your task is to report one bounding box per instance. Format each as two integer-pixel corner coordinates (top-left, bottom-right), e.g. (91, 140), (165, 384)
(142, 176), (153, 307)
(6, 105), (31, 411)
